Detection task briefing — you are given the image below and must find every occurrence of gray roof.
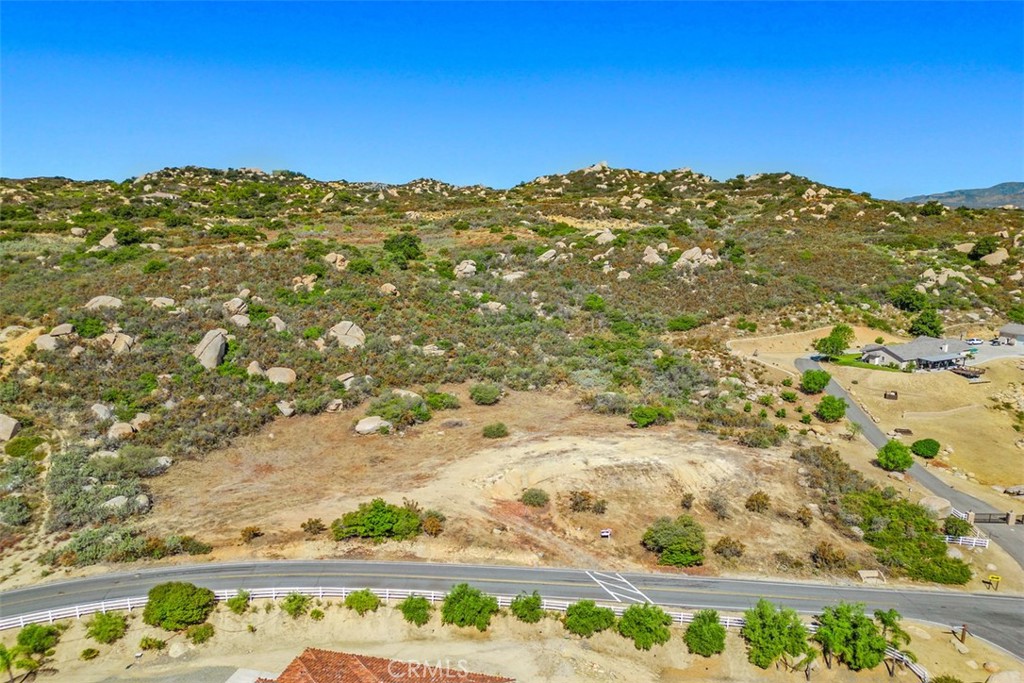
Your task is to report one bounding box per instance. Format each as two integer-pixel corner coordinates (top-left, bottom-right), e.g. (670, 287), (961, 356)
(919, 352), (962, 363)
(864, 336), (969, 363)
(1000, 323), (1024, 336)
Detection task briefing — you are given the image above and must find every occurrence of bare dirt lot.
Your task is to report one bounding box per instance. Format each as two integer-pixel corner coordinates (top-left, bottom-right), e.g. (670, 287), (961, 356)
(6, 599), (1019, 683)
(137, 387), (868, 578)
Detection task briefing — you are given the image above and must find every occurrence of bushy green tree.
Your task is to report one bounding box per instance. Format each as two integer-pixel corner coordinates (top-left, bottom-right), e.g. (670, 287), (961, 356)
(86, 612), (127, 644)
(641, 514), (705, 567)
(814, 324), (855, 359)
(740, 599), (809, 669)
(888, 284), (928, 312)
(15, 623), (62, 670)
(684, 609), (726, 657)
(908, 309), (944, 338)
(799, 369), (832, 394)
(510, 591), (545, 623)
(441, 584), (498, 632)
(814, 602), (887, 670)
(815, 395), (847, 423)
(564, 600), (616, 638)
(398, 595), (432, 626)
(331, 498), (422, 541)
(968, 235), (999, 261)
(143, 582), (215, 631)
(942, 516), (972, 537)
(281, 593), (312, 618)
(630, 405), (674, 428)
(469, 383), (501, 405)
(877, 440), (913, 472)
(382, 233), (424, 263)
(618, 603), (672, 650)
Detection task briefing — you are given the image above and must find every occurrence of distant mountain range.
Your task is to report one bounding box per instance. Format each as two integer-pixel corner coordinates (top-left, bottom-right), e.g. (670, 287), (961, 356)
(902, 182), (1024, 209)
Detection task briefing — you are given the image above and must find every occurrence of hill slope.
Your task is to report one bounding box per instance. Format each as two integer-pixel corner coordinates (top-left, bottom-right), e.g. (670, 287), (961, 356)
(903, 181), (1024, 209)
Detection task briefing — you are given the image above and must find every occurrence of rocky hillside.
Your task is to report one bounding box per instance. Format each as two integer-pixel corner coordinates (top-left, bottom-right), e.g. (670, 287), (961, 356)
(0, 162), (1020, 566)
(903, 181), (1024, 209)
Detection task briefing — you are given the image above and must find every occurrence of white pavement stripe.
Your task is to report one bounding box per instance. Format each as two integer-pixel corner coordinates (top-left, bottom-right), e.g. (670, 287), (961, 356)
(586, 571), (652, 604)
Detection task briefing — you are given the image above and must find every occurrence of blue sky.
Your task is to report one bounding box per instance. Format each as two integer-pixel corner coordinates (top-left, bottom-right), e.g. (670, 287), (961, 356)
(2, 2), (1021, 198)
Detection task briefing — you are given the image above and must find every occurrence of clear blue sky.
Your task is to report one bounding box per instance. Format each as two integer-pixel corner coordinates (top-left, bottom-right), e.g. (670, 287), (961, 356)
(2, 2), (1021, 198)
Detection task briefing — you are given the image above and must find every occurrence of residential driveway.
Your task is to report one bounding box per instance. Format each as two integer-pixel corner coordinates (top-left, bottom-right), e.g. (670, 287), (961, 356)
(794, 357), (1024, 571)
(965, 342), (1024, 366)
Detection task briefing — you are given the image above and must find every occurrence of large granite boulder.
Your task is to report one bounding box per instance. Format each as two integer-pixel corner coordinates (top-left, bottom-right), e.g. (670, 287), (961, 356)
(0, 414), (21, 442)
(192, 329), (228, 369)
(266, 367), (296, 385)
(84, 295), (123, 310)
(328, 321), (366, 348)
(355, 416), (392, 435)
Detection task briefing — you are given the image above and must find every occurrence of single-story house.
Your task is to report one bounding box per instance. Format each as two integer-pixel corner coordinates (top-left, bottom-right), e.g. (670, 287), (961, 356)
(860, 336), (970, 370)
(256, 648), (515, 683)
(998, 323), (1024, 345)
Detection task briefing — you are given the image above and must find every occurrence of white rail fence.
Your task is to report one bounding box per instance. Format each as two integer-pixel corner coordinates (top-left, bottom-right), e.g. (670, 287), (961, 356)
(944, 535), (989, 548)
(0, 586), (927, 681)
(950, 508), (968, 520)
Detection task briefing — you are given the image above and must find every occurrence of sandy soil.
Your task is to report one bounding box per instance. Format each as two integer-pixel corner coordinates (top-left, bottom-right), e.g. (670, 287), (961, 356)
(4, 599), (1019, 683)
(0, 326), (42, 379)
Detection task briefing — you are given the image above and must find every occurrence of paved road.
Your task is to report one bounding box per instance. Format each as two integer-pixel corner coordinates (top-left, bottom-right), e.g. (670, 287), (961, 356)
(795, 358), (1024, 569)
(2, 560), (1022, 656)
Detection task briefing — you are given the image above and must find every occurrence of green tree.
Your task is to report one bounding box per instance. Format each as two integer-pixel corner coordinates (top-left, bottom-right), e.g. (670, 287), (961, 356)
(888, 284), (928, 312)
(873, 609), (910, 649)
(510, 591), (545, 623)
(799, 369), (832, 394)
(684, 609), (726, 657)
(15, 624), (61, 671)
(87, 612), (128, 644)
(281, 593), (312, 618)
(441, 584), (499, 632)
(331, 498), (422, 541)
(142, 582), (216, 631)
(815, 395), (847, 423)
(564, 600), (616, 638)
(618, 603), (672, 650)
(814, 324), (855, 359)
(641, 514), (705, 567)
(877, 439), (913, 472)
(814, 602), (887, 671)
(0, 643), (17, 683)
(943, 516), (972, 537)
(398, 595), (432, 627)
(382, 233), (424, 263)
(740, 599), (808, 670)
(908, 309), (944, 338)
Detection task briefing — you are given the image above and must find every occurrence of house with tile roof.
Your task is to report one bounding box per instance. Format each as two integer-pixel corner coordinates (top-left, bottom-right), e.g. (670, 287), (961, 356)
(255, 648), (515, 683)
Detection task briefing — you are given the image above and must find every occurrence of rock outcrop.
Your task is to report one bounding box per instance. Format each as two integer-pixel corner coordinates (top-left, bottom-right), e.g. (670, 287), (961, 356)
(192, 329), (228, 369)
(84, 295), (123, 310)
(355, 416), (392, 435)
(328, 321), (366, 348)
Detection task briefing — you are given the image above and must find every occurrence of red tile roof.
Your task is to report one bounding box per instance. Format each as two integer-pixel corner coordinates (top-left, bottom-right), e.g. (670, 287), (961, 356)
(257, 648), (515, 683)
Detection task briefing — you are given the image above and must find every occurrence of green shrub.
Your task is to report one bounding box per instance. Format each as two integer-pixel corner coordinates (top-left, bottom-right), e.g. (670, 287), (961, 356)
(799, 369), (831, 394)
(441, 584), (499, 632)
(86, 612), (128, 644)
(564, 600), (615, 638)
(348, 258), (375, 274)
(745, 491), (770, 513)
(424, 392), (460, 410)
(712, 536), (745, 559)
(398, 595), (432, 627)
(742, 599), (809, 669)
(143, 582), (215, 631)
(642, 514), (705, 567)
(469, 383), (501, 405)
(684, 609), (726, 656)
(482, 422), (508, 438)
(0, 496), (32, 526)
(630, 405), (674, 428)
(4, 435), (45, 459)
(582, 294), (606, 312)
(310, 608), (325, 621)
(942, 516), (972, 537)
(70, 315), (106, 339)
(226, 590), (250, 615)
(815, 395), (847, 423)
(139, 636), (166, 651)
(877, 440), (913, 472)
(510, 591), (545, 623)
(331, 498), (422, 541)
(141, 259), (168, 274)
(910, 438), (940, 458)
(186, 623), (215, 645)
(617, 603), (672, 650)
(520, 488), (549, 507)
(281, 593), (311, 618)
(345, 589), (381, 615)
(667, 314), (701, 331)
(780, 391), (797, 403)
(80, 647), (100, 661)
(366, 392), (431, 428)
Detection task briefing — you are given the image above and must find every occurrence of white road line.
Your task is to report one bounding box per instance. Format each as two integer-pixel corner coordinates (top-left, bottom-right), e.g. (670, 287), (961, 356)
(586, 571), (652, 604)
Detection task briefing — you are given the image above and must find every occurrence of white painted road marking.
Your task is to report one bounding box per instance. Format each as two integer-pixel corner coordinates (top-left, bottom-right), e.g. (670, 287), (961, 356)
(587, 571), (652, 604)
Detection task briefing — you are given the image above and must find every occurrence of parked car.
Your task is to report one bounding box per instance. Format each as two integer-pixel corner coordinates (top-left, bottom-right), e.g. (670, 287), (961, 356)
(992, 338), (1002, 346)
(966, 338), (984, 345)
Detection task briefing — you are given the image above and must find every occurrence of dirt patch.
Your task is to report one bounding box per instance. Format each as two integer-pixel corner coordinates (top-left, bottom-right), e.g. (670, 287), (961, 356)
(0, 326), (43, 378)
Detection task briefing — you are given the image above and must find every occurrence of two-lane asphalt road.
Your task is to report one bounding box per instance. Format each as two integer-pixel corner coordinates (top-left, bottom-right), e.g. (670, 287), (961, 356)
(2, 560), (1022, 656)
(794, 357), (1024, 569)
